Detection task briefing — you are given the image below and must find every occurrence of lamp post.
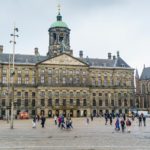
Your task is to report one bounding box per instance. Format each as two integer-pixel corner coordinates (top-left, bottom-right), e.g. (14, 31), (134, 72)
(10, 26), (19, 129)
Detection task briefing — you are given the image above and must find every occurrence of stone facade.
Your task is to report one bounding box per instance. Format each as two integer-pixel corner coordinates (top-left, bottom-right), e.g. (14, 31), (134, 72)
(0, 11), (135, 118)
(135, 68), (150, 112)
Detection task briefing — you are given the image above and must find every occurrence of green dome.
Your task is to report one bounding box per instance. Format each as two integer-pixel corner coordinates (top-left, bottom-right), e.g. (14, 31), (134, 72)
(50, 21), (68, 28)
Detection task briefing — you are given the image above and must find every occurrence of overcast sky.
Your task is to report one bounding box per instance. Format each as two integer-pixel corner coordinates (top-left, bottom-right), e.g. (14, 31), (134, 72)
(0, 0), (150, 75)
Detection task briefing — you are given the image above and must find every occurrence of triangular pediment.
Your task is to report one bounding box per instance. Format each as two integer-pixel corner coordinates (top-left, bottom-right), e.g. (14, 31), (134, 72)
(41, 53), (88, 66)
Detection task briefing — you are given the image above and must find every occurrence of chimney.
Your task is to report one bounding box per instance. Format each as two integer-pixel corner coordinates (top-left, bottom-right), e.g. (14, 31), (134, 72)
(108, 52), (111, 59)
(0, 45), (3, 54)
(113, 55), (116, 60)
(117, 51), (120, 57)
(34, 47), (39, 56)
(79, 50), (83, 58)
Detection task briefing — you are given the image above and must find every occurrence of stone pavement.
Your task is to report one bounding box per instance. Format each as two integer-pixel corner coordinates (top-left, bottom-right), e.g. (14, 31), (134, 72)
(0, 118), (150, 150)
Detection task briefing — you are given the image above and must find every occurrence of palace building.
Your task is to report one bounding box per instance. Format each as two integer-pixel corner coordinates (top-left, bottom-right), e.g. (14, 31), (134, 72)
(0, 10), (135, 118)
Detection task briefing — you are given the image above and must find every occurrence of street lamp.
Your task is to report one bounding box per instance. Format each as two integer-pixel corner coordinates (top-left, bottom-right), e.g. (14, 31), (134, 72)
(10, 26), (19, 129)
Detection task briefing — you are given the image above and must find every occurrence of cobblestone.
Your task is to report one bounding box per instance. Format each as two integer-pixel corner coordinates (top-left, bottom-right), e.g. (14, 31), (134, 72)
(0, 118), (150, 150)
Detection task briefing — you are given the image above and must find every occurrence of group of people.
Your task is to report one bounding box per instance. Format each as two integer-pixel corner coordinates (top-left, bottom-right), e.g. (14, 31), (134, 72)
(32, 114), (73, 130)
(115, 117), (132, 133)
(57, 115), (73, 129)
(31, 112), (147, 132)
(32, 115), (46, 128)
(104, 113), (114, 125)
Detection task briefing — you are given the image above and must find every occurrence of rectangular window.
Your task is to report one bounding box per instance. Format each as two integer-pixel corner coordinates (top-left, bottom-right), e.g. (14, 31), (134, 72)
(118, 99), (121, 106)
(25, 77), (29, 84)
(55, 99), (59, 106)
(76, 99), (80, 106)
(40, 91), (45, 97)
(48, 99), (52, 106)
(48, 69), (52, 75)
(93, 93), (96, 96)
(32, 77), (35, 84)
(83, 99), (87, 106)
(32, 99), (35, 106)
(99, 99), (102, 106)
(18, 77), (21, 84)
(2, 76), (7, 83)
(18, 70), (21, 74)
(70, 99), (73, 106)
(104, 76), (107, 86)
(63, 99), (66, 106)
(32, 92), (35, 97)
(25, 99), (28, 106)
(2, 69), (6, 74)
(99, 93), (102, 96)
(10, 76), (13, 83)
(17, 99), (21, 106)
(17, 92), (21, 96)
(62, 77), (66, 84)
(41, 76), (45, 84)
(93, 99), (96, 106)
(111, 100), (114, 106)
(25, 92), (28, 97)
(41, 99), (45, 106)
(98, 78), (101, 86)
(2, 99), (5, 106)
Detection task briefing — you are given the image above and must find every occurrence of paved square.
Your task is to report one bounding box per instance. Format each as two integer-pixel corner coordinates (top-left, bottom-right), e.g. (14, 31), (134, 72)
(0, 118), (150, 150)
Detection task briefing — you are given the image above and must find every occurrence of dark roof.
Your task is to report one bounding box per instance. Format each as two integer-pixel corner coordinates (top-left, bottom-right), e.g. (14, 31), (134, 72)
(140, 67), (150, 80)
(0, 53), (47, 65)
(0, 53), (131, 68)
(115, 56), (130, 68)
(81, 56), (131, 68)
(82, 58), (115, 67)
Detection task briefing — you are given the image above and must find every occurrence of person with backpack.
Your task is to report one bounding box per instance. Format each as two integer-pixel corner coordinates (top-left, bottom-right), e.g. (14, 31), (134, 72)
(126, 118), (131, 133)
(120, 118), (125, 133)
(41, 115), (46, 128)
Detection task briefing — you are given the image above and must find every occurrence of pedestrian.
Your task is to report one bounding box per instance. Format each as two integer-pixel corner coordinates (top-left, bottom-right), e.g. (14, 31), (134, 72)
(58, 116), (61, 128)
(138, 115), (142, 126)
(86, 117), (89, 125)
(143, 115), (146, 126)
(54, 115), (57, 125)
(69, 118), (73, 129)
(90, 114), (93, 121)
(105, 113), (108, 125)
(32, 116), (36, 128)
(115, 117), (120, 131)
(120, 118), (125, 133)
(109, 113), (113, 125)
(41, 115), (46, 128)
(126, 118), (131, 133)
